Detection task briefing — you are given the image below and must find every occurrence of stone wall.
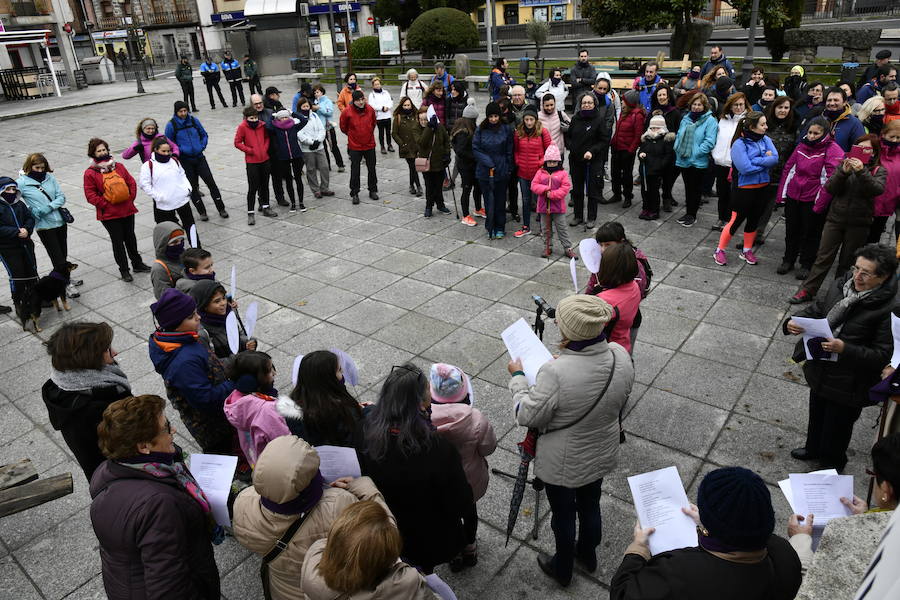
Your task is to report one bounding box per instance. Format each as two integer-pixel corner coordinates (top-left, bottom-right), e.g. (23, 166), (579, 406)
(784, 28), (882, 64)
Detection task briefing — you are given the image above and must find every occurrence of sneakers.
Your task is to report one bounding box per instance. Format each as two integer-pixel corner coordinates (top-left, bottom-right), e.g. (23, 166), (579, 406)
(198, 212), (209, 222)
(789, 289), (812, 304)
(461, 215), (477, 226)
(380, 147), (387, 155)
(622, 198), (632, 209)
(495, 230), (505, 239)
(261, 207), (278, 217)
(409, 185), (417, 195)
(66, 283), (80, 298)
(777, 261), (793, 275)
(369, 192), (379, 201)
(713, 249), (727, 266)
(298, 204), (308, 213)
(740, 249), (758, 265)
(514, 226), (530, 238)
(314, 191), (323, 199)
(219, 209), (229, 218)
(676, 214), (696, 228)
(0, 305), (11, 315)
(338, 166), (345, 173)
(437, 205), (451, 214)
(290, 204), (297, 214)
(424, 208), (433, 218)
(322, 190), (335, 196)
(584, 220), (596, 230)
(248, 213), (256, 226)
(474, 208), (487, 218)
(132, 263), (152, 273)
(351, 194), (360, 205)
(276, 198), (290, 207)
(568, 216), (583, 227)
(638, 210), (652, 220)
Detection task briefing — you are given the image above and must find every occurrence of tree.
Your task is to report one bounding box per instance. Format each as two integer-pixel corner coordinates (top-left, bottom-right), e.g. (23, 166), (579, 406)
(351, 36), (381, 63)
(526, 20), (551, 61)
(407, 8), (480, 59)
(373, 0), (482, 30)
(730, 0), (804, 62)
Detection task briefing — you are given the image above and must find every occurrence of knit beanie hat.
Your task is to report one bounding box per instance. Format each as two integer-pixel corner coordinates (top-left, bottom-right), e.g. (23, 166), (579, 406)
(522, 104), (539, 120)
(486, 102), (502, 117)
(351, 90), (364, 101)
(151, 288), (197, 331)
(623, 90), (641, 107)
(556, 295), (614, 342)
(429, 363), (472, 404)
(790, 65), (804, 77)
(273, 109), (291, 120)
(715, 77), (734, 98)
(543, 144), (561, 163)
(463, 98), (479, 120)
(174, 100), (189, 114)
(648, 115), (668, 133)
(697, 466), (775, 550)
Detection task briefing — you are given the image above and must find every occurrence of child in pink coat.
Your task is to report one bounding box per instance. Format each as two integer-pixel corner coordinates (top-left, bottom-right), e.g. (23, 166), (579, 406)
(223, 351), (290, 467)
(531, 144), (574, 258)
(429, 363), (497, 573)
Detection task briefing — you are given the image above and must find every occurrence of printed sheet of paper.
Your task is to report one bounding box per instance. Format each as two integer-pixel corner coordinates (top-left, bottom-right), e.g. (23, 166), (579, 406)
(501, 318), (553, 385)
(189, 453), (238, 527)
(891, 313), (900, 368)
(628, 466), (698, 555)
(315, 445), (361, 483)
(789, 472), (854, 524)
(778, 469), (838, 513)
(792, 317), (838, 361)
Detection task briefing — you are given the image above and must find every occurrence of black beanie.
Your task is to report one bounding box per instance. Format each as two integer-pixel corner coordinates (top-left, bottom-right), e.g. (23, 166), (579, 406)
(174, 100), (189, 114)
(486, 102), (502, 117)
(522, 104), (538, 120)
(351, 90), (364, 101)
(697, 466), (775, 550)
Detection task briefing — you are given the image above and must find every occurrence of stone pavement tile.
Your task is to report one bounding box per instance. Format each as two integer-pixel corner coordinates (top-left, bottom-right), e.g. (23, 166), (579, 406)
(484, 251), (551, 280)
(479, 543), (609, 599)
(756, 338), (806, 384)
(0, 330), (49, 375)
(624, 388), (728, 458)
(339, 241), (399, 266)
(301, 256), (365, 284)
(736, 373), (810, 433)
(253, 307), (321, 344)
(453, 270), (523, 302)
(372, 312), (456, 355)
(0, 403), (35, 446)
(410, 259), (479, 288)
(635, 307), (698, 350)
(346, 338), (415, 389)
(681, 323), (770, 369)
(253, 246), (329, 274)
(623, 382), (648, 419)
(530, 261), (579, 291)
(296, 232), (359, 256)
(370, 248), (435, 276)
(469, 377), (518, 443)
(704, 297), (787, 337)
(478, 447), (551, 543)
(422, 329), (507, 379)
(638, 235), (697, 263)
(282, 322), (364, 357)
(603, 437), (703, 505)
(372, 209), (422, 228)
(329, 266), (402, 296)
(653, 353), (752, 410)
(465, 302), (547, 343)
(369, 226), (429, 250)
(213, 537), (252, 577)
(406, 235), (467, 258)
(0, 556), (41, 599)
(708, 414), (806, 484)
(14, 507), (100, 600)
(640, 283), (718, 321)
(722, 274), (800, 307)
(220, 554), (263, 600)
(501, 280), (570, 312)
(662, 263), (735, 296)
(60, 575), (105, 599)
(681, 244), (747, 274)
(418, 291), (495, 327)
(370, 277), (445, 311)
(630, 342), (674, 386)
(435, 524), (520, 598)
(255, 274), (325, 306)
(443, 243), (509, 269)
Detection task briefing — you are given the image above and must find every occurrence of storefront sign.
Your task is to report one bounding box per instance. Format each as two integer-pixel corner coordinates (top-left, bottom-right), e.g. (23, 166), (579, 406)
(211, 11), (245, 22)
(308, 2), (361, 14)
(519, 0), (568, 6)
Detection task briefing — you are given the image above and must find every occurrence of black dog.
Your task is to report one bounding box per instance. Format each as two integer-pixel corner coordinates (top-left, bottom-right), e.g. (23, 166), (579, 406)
(17, 263), (78, 332)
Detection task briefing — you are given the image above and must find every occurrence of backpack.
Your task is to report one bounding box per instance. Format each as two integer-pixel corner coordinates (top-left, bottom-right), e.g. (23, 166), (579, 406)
(102, 169), (130, 204)
(636, 255), (653, 299)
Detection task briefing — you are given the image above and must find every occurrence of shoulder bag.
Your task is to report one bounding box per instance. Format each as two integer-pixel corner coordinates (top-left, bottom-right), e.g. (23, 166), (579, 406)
(260, 509), (312, 600)
(37, 185), (73, 224)
(415, 130), (437, 173)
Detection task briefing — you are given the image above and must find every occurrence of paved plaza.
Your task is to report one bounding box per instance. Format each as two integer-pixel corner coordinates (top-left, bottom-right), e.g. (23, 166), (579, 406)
(0, 77), (878, 599)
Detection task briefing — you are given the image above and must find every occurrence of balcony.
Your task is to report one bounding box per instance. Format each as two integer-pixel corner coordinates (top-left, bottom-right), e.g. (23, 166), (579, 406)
(94, 10), (198, 31)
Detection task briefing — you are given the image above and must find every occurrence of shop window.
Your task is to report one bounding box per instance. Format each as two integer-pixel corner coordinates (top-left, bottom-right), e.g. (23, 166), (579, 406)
(551, 5), (566, 21)
(533, 7), (548, 22)
(503, 4), (518, 25)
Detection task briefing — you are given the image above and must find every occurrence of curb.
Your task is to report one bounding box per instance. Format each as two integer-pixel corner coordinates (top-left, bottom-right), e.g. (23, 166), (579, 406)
(0, 89), (169, 122)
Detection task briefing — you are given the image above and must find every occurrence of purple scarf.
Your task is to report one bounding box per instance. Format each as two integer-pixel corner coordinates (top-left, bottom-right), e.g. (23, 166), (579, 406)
(199, 305), (228, 328)
(118, 451), (211, 514)
(566, 333), (607, 352)
(186, 272), (215, 281)
(261, 471), (325, 515)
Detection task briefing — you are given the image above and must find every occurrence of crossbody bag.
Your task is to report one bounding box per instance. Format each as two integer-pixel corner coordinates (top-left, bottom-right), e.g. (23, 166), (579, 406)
(415, 130), (437, 172)
(36, 185), (73, 224)
(260, 510), (311, 600)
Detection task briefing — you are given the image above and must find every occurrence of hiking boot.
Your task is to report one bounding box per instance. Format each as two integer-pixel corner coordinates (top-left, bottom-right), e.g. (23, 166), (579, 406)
(132, 263), (152, 273)
(351, 194), (360, 205)
(795, 266), (810, 280)
(740, 249), (758, 265)
(247, 213), (256, 225)
(461, 215), (477, 226)
(261, 207), (278, 217)
(777, 261), (793, 275)
(514, 226), (530, 238)
(789, 289), (812, 304)
(713, 249), (727, 266)
(369, 191), (379, 201)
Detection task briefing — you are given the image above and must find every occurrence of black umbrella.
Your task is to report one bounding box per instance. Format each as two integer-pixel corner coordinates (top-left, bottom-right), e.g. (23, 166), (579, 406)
(494, 429), (542, 547)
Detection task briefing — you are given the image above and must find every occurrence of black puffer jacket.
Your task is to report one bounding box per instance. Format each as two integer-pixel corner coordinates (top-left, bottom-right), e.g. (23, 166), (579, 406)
(822, 164), (886, 227)
(566, 110), (610, 164)
(638, 131), (675, 178)
(785, 272), (897, 407)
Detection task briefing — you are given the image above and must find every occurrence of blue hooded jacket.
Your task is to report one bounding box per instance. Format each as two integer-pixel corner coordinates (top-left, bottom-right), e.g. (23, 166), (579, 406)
(472, 123), (514, 180)
(266, 117), (306, 161)
(730, 134), (779, 187)
(165, 114), (208, 158)
(0, 176), (36, 249)
(148, 330), (234, 412)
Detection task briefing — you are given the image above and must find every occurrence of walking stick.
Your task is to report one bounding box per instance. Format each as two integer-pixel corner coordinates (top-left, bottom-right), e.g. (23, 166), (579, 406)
(446, 167), (459, 219)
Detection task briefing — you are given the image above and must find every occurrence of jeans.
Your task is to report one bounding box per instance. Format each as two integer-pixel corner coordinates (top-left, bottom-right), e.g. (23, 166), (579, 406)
(376, 119), (392, 149)
(179, 80), (196, 110)
(681, 166), (705, 217)
(544, 477), (604, 584)
(245, 162), (271, 212)
(423, 170), (445, 211)
(303, 150), (330, 194)
(227, 79), (245, 106)
(100, 215), (142, 273)
(479, 177), (508, 234)
(274, 157), (305, 207)
(181, 154), (224, 214)
(805, 390), (862, 470)
(714, 164), (733, 222)
(801, 219), (870, 296)
(325, 126), (345, 169)
(154, 203), (197, 245)
(611, 149), (636, 201)
(204, 81), (227, 108)
(348, 148), (377, 195)
(517, 177), (534, 229)
(36, 225), (68, 273)
(783, 198), (825, 268)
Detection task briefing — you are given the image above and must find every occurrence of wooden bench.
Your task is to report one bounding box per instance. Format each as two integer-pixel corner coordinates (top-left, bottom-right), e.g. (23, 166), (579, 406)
(294, 72), (323, 84)
(354, 72), (377, 82)
(0, 459), (73, 519)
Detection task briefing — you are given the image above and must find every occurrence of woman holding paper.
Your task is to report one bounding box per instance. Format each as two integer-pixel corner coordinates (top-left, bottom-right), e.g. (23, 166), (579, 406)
(508, 294), (634, 587)
(89, 395), (222, 600)
(785, 243), (898, 471)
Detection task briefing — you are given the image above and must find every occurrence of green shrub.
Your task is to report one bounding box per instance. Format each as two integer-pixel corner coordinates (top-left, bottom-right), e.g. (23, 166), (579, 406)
(351, 36), (381, 62)
(407, 8), (479, 59)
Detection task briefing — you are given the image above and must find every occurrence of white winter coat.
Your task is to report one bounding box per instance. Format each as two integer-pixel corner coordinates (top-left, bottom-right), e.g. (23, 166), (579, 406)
(712, 113), (743, 168)
(368, 89), (394, 120)
(400, 79), (428, 108)
(139, 155), (191, 211)
(536, 78), (568, 109)
(297, 112), (327, 152)
(509, 340), (633, 488)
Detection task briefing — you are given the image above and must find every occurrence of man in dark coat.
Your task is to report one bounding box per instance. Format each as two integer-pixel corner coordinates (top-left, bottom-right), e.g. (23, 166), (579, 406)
(570, 49), (598, 109)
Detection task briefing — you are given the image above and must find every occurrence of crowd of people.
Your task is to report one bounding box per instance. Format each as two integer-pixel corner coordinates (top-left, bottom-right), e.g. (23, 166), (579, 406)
(2, 45), (899, 599)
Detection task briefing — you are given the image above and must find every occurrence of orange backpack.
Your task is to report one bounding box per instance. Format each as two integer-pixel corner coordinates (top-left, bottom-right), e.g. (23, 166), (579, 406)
(102, 170), (130, 204)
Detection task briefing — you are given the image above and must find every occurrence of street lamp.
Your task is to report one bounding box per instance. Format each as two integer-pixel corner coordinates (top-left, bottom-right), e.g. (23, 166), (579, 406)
(740, 0), (760, 85)
(124, 15), (145, 93)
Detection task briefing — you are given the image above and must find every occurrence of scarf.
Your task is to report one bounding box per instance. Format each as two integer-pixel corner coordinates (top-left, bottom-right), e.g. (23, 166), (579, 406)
(882, 139), (900, 150)
(689, 110), (704, 122)
(274, 119), (294, 130)
(699, 531), (768, 562)
(801, 134), (828, 147)
(551, 77), (561, 86)
(826, 278), (876, 334)
(154, 153), (171, 163)
(566, 333), (606, 351)
(248, 120), (260, 129)
(29, 171), (47, 182)
(93, 157), (116, 173)
(743, 130), (765, 142)
(544, 163), (562, 173)
(1, 191), (16, 203)
(50, 364), (131, 393)
(579, 108), (597, 119)
(372, 87), (384, 93)
(261, 471), (325, 515)
(165, 241), (184, 261)
(867, 114), (885, 133)
(141, 131), (156, 141)
(688, 71), (700, 80)
(199, 303), (229, 328)
(186, 272), (215, 282)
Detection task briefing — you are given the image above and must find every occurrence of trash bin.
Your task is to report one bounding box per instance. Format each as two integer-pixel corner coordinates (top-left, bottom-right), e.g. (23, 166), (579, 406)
(519, 56), (530, 76)
(841, 62), (859, 84)
(81, 56), (117, 84)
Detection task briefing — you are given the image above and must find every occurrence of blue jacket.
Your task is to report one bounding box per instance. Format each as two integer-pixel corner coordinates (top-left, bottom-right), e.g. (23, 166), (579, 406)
(0, 176), (36, 249)
(199, 61), (221, 84)
(489, 68), (515, 101)
(266, 118), (305, 160)
(855, 80), (880, 105)
(472, 123), (514, 180)
(16, 172), (66, 230)
(220, 59), (241, 82)
(148, 330), (234, 412)
(830, 112), (866, 152)
(636, 75), (661, 112)
(432, 71), (455, 89)
(700, 55), (735, 79)
(315, 95), (336, 125)
(165, 114), (208, 158)
(674, 111), (718, 169)
(730, 135), (779, 187)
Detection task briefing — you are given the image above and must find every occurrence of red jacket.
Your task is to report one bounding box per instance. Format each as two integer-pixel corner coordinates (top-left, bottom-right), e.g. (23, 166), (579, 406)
(513, 127), (552, 181)
(611, 108), (646, 153)
(339, 105), (377, 151)
(83, 162), (139, 221)
(234, 120), (270, 164)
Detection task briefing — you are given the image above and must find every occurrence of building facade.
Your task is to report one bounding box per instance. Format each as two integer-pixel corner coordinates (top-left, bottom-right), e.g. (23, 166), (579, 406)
(88, 0), (201, 64)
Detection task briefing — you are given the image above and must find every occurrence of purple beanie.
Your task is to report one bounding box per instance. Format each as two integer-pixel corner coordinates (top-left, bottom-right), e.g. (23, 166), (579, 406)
(151, 288), (197, 330)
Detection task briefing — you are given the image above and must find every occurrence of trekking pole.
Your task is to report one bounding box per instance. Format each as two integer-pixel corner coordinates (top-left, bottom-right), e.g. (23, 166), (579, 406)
(544, 194), (552, 258)
(446, 167), (459, 219)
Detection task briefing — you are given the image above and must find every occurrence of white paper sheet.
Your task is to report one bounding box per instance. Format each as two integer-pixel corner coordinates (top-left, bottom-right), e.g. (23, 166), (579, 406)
(244, 301), (259, 338)
(789, 472), (854, 524)
(189, 453), (238, 527)
(314, 445), (361, 483)
(501, 318), (553, 385)
(891, 313), (900, 368)
(792, 317), (838, 361)
(579, 238), (602, 274)
(569, 257), (579, 292)
(229, 265), (237, 299)
(627, 466), (698, 555)
(778, 469), (838, 513)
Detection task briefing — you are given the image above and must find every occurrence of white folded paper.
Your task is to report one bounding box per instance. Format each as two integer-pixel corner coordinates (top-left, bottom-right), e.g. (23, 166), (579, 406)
(792, 316), (838, 361)
(627, 466), (698, 555)
(501, 318), (553, 385)
(789, 472), (854, 525)
(315, 445), (362, 483)
(891, 313), (900, 368)
(189, 453), (238, 527)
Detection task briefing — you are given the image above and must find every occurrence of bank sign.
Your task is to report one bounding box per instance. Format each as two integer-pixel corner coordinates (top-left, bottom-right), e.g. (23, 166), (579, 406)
(211, 11), (245, 22)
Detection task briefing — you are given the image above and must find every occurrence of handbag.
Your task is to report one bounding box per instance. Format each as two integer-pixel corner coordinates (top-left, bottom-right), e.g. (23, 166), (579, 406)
(260, 509), (312, 600)
(37, 185), (74, 224)
(415, 130), (438, 173)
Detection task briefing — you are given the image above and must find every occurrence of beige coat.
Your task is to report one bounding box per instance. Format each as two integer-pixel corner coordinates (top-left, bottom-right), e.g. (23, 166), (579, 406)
(232, 436), (386, 600)
(301, 538), (439, 600)
(509, 340), (633, 487)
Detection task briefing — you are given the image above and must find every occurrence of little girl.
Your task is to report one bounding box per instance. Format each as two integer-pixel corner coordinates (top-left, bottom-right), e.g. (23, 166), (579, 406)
(223, 351), (289, 468)
(530, 145), (574, 258)
(187, 280), (256, 364)
(428, 363), (497, 572)
(637, 115), (675, 220)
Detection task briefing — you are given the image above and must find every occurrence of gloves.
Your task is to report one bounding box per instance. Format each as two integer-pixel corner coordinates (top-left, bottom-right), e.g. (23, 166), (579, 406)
(310, 140), (320, 150)
(428, 115), (439, 130)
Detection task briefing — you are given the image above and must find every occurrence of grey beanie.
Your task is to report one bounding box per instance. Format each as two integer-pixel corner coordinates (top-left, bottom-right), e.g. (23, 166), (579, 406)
(463, 98), (479, 120)
(556, 295), (614, 342)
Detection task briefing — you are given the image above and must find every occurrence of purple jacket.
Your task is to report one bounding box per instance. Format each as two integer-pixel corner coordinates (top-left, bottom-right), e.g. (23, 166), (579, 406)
(122, 134), (180, 163)
(777, 136), (844, 204)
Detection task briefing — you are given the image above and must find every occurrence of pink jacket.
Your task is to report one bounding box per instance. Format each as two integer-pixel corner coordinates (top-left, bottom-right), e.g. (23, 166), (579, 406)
(513, 128), (552, 181)
(874, 144), (900, 217)
(597, 281), (641, 353)
(223, 390), (291, 467)
(531, 167), (572, 214)
(430, 403), (497, 500)
(122, 134), (180, 163)
(776, 136), (843, 204)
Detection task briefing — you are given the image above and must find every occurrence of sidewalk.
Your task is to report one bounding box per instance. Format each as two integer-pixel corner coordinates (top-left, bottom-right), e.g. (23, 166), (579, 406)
(0, 78), (172, 121)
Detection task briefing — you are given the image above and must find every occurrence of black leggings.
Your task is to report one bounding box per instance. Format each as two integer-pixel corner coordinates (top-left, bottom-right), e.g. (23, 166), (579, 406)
(275, 157), (304, 206)
(325, 126), (345, 169)
(100, 215), (142, 272)
(376, 119), (392, 149)
(460, 181), (483, 216)
(405, 158), (421, 187)
(36, 225), (68, 273)
(714, 164), (733, 222)
(154, 203), (198, 245)
(726, 186), (769, 235)
(423, 170), (445, 210)
(246, 162), (271, 212)
(181, 154), (224, 214)
(868, 215), (890, 244)
(681, 166), (705, 217)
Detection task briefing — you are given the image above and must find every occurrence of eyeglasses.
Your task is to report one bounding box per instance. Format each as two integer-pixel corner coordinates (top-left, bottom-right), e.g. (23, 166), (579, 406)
(851, 265), (877, 279)
(391, 364), (423, 377)
(873, 107), (886, 114)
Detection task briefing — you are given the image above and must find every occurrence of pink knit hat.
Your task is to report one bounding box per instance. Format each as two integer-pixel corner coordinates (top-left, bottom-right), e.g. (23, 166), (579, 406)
(543, 144), (561, 163)
(429, 363), (474, 405)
